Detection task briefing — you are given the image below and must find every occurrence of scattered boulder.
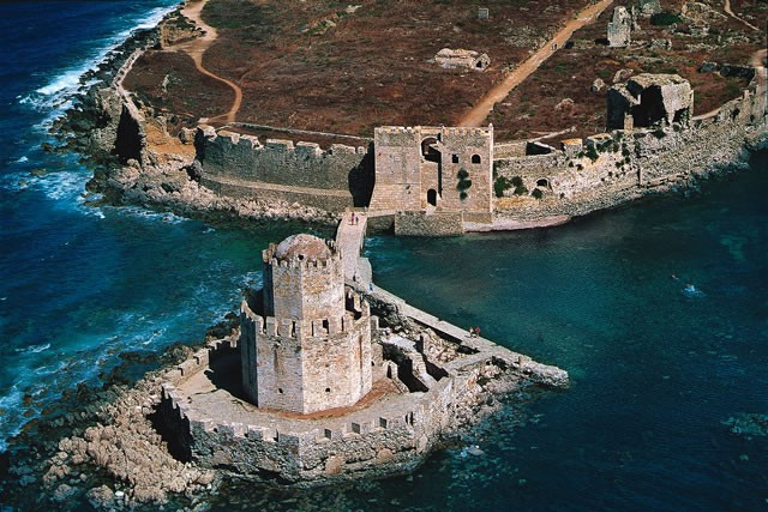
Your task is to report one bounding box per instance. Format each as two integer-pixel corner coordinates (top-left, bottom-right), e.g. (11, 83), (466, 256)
(554, 98), (574, 111)
(53, 483), (77, 502)
(591, 78), (606, 93)
(86, 485), (116, 509)
(635, 0), (662, 17)
(698, 61), (719, 73)
(612, 68), (634, 84)
(649, 38), (672, 51)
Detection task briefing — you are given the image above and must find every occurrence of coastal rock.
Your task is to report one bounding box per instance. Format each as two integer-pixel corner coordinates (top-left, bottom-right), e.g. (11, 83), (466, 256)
(53, 483), (77, 502)
(86, 485), (116, 509)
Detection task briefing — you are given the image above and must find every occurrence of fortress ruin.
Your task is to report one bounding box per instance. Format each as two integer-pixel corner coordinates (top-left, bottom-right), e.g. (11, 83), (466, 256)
(240, 234), (372, 414)
(155, 229), (568, 485)
(183, 70), (764, 236)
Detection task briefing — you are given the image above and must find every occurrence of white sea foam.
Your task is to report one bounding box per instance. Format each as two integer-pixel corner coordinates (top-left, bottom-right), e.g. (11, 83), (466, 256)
(0, 385), (24, 452)
(14, 343), (51, 355)
(15, 156), (29, 164)
(20, 3), (177, 128)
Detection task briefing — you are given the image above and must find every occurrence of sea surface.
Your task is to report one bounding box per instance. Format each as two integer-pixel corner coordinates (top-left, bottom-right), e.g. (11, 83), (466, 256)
(0, 2), (766, 511)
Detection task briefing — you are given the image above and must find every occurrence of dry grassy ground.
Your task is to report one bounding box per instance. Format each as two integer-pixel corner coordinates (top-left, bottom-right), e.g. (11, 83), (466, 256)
(124, 0), (766, 142)
(487, 0), (767, 142)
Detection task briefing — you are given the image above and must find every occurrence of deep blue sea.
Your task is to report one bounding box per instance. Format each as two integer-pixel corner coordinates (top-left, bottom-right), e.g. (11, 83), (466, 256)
(0, 2), (766, 511)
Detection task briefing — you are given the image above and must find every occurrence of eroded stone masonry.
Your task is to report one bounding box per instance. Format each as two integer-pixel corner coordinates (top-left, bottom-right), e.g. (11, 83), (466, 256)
(188, 67), (765, 236)
(155, 229), (568, 485)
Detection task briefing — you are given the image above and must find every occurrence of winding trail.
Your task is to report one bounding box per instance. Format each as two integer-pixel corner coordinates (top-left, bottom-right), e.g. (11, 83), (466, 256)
(173, 0), (242, 123)
(723, 0), (759, 31)
(693, 48), (767, 121)
(459, 0), (614, 127)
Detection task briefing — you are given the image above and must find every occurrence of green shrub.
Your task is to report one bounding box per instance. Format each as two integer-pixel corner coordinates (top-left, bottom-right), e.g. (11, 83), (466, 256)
(585, 146), (599, 162)
(531, 188), (544, 200)
(514, 185), (529, 196)
(457, 169), (472, 198)
(494, 176), (513, 198)
(511, 176), (524, 187)
(651, 12), (681, 26)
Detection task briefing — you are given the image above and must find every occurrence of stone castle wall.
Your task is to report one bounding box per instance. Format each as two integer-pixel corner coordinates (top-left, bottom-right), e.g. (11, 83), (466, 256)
(156, 337), (497, 485)
(262, 245), (346, 324)
(493, 81), (766, 219)
(240, 297), (373, 414)
(195, 126), (373, 212)
(370, 126), (493, 216)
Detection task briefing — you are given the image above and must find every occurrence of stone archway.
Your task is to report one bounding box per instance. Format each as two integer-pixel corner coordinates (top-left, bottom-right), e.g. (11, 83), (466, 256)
(427, 189), (438, 207)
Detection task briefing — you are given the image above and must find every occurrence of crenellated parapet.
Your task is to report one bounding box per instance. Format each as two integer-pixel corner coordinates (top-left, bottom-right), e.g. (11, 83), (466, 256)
(240, 297), (370, 342)
(194, 125), (375, 213)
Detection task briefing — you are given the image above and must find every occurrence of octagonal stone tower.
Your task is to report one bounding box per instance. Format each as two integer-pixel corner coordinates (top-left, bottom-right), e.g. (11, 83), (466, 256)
(240, 234), (373, 414)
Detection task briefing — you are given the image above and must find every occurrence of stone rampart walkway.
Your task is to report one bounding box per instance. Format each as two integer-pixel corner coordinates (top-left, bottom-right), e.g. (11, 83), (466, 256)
(336, 211), (369, 285)
(334, 213), (527, 365)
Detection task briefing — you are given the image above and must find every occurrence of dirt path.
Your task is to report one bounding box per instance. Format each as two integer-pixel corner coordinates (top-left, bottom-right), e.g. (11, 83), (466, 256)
(172, 0), (243, 124)
(459, 0), (614, 127)
(693, 48), (766, 121)
(723, 0), (759, 31)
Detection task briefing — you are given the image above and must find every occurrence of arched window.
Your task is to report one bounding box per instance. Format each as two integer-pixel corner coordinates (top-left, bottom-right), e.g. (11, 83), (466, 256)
(471, 154), (482, 164)
(421, 137), (440, 163)
(427, 189), (438, 206)
(536, 178), (549, 188)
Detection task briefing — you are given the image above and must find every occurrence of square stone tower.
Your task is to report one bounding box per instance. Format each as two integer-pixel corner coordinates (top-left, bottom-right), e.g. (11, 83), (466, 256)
(240, 234), (373, 414)
(369, 126), (493, 221)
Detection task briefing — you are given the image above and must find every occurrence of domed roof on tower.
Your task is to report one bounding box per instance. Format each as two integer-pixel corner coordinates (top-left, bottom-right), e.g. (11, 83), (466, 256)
(274, 234), (332, 262)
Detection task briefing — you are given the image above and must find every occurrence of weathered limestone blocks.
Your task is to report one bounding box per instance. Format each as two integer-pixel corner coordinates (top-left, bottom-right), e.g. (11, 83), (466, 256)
(494, 75), (765, 221)
(635, 0), (661, 17)
(195, 126), (373, 212)
(435, 48), (490, 71)
(241, 234), (372, 414)
(608, 74), (694, 131)
(370, 125), (493, 218)
(607, 7), (632, 48)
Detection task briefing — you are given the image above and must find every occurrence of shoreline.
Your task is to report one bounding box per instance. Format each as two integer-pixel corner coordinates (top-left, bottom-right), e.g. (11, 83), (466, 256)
(45, 0), (767, 234)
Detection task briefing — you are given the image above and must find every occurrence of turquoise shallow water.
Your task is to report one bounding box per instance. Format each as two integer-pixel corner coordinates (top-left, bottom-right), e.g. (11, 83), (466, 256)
(0, 1), (766, 509)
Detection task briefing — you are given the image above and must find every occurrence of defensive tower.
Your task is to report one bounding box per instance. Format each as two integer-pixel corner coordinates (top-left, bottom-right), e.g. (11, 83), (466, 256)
(240, 234), (373, 414)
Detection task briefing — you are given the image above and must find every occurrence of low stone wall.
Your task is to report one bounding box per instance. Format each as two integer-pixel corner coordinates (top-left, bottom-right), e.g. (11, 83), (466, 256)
(156, 317), (567, 486)
(200, 174), (353, 213)
(156, 340), (489, 484)
(394, 212), (464, 237)
(196, 126), (374, 212)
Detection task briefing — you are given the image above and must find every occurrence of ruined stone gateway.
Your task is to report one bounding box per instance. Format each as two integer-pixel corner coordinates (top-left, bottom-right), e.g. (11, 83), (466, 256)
(157, 230), (568, 485)
(607, 73), (694, 131)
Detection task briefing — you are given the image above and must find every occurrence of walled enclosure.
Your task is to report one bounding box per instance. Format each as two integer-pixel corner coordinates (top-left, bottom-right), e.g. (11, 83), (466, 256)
(369, 126), (493, 222)
(195, 126), (373, 212)
(240, 234), (372, 414)
(154, 226), (569, 486)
